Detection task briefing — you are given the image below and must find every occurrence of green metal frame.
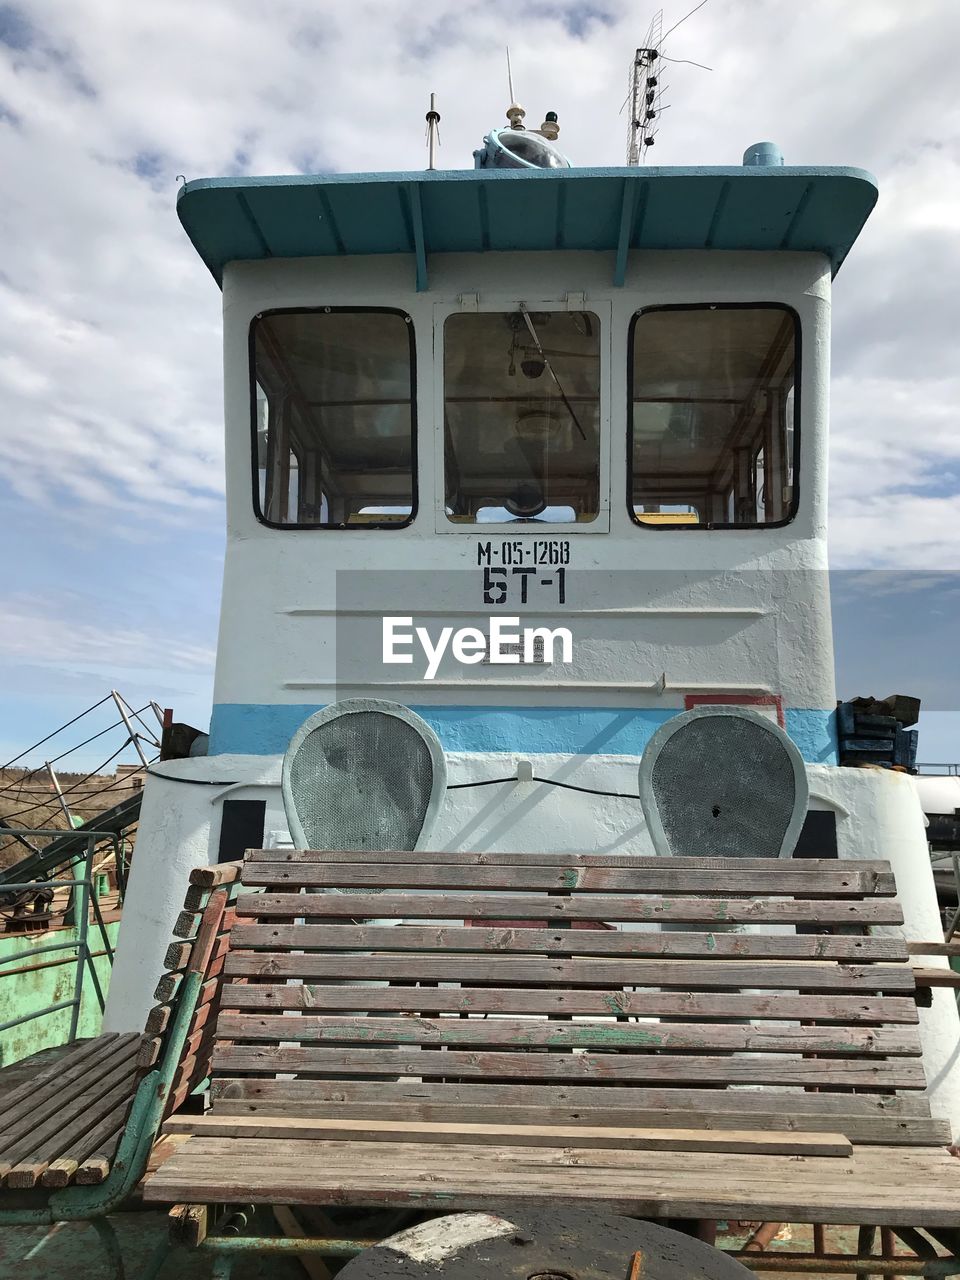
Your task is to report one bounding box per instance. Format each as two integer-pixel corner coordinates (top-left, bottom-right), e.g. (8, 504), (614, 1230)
(0, 830), (120, 1047)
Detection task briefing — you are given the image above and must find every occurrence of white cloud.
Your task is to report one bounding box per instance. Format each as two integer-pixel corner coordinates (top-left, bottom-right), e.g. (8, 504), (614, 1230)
(0, 594), (215, 674)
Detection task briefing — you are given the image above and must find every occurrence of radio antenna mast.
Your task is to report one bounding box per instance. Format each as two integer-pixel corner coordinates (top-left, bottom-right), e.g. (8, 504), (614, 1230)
(627, 10), (664, 164)
(425, 92), (441, 170)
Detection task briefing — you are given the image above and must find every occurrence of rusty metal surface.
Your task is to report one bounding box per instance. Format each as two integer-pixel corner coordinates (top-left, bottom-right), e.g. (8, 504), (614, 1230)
(337, 1208), (753, 1280)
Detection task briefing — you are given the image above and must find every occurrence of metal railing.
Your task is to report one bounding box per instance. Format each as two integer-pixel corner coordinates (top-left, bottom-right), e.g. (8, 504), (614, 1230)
(917, 763), (960, 776)
(0, 831), (124, 1044)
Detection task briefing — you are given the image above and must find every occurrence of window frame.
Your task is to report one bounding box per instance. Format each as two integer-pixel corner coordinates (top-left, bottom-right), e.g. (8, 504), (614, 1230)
(626, 302), (802, 532)
(248, 306), (418, 531)
(433, 299), (612, 535)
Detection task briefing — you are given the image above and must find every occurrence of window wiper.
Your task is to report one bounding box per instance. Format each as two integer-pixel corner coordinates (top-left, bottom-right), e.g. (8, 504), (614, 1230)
(519, 304), (588, 442)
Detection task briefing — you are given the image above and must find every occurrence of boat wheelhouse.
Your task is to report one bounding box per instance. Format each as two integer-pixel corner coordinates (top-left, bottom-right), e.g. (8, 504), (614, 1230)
(103, 140), (960, 1129)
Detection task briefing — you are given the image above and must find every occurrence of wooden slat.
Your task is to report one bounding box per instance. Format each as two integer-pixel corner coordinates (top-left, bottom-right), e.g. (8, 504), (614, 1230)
(145, 1004), (172, 1037)
(223, 953), (917, 991)
(245, 850), (894, 874)
(0, 1035), (139, 1158)
(219, 982), (920, 1023)
(0, 1034), (120, 1130)
(173, 909), (201, 939)
(229, 922), (907, 962)
(190, 861), (242, 888)
(212, 1044), (926, 1089)
(241, 862), (896, 895)
(209, 1089), (949, 1146)
(142, 1138), (960, 1226)
(2, 1041), (141, 1186)
(210, 1077), (939, 1123)
(209, 1078), (944, 1145)
(163, 1113), (853, 1158)
(907, 940), (960, 957)
(238, 891), (904, 925)
(911, 965), (960, 988)
(40, 1093), (134, 1188)
(215, 1013), (921, 1057)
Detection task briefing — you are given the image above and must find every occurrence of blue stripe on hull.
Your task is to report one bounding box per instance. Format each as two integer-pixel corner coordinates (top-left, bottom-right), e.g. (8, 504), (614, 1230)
(208, 703), (838, 764)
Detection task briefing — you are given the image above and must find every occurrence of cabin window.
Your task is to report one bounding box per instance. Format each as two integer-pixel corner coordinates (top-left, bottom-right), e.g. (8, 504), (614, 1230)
(443, 310), (601, 524)
(629, 305), (798, 528)
(251, 308), (416, 528)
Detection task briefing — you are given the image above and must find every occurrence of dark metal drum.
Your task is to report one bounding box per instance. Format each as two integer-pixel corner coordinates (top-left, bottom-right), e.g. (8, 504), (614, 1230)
(338, 1208), (753, 1280)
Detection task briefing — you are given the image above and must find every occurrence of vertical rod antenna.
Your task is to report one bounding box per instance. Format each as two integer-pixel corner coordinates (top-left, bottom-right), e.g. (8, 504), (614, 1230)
(506, 46), (515, 105)
(425, 92), (441, 170)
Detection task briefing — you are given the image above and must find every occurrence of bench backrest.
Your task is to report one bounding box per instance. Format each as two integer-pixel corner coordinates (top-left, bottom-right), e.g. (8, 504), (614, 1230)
(211, 850), (951, 1148)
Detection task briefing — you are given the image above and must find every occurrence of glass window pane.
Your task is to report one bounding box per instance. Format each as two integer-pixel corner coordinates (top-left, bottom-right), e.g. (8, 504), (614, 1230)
(252, 310), (415, 528)
(444, 311), (601, 525)
(630, 306), (798, 528)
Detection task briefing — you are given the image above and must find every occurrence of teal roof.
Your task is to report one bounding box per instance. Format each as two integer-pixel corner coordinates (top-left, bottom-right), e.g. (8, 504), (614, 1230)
(176, 165), (878, 292)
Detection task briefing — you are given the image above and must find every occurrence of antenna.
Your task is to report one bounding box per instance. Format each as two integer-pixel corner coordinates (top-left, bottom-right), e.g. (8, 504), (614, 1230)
(626, 10), (664, 164)
(505, 46), (525, 130)
(425, 92), (441, 170)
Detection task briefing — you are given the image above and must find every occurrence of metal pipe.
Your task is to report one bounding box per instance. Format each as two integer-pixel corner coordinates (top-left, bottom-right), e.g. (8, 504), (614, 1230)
(67, 840), (93, 1039)
(111, 689), (150, 767)
(735, 1257), (960, 1277)
(0, 948), (112, 978)
(201, 1237), (379, 1257)
(0, 997), (78, 1033)
(45, 762), (76, 827)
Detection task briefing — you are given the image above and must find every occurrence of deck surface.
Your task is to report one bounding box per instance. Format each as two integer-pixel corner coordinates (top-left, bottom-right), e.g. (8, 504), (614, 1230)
(145, 1136), (960, 1226)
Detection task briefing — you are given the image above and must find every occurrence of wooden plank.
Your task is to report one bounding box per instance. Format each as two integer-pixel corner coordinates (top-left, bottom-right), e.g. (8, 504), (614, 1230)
(169, 1203), (208, 1248)
(907, 940), (960, 957)
(244, 850), (894, 875)
(145, 1004), (172, 1037)
(208, 1093), (949, 1147)
(163, 1114), (853, 1158)
(215, 1013), (921, 1057)
(0, 1034), (139, 1157)
(182, 884), (208, 913)
(138, 1037), (162, 1070)
(219, 983), (920, 1023)
(142, 1138), (960, 1226)
(40, 1095), (133, 1188)
(0, 1034), (121, 1129)
(190, 861), (242, 888)
(212, 1044), (926, 1089)
(210, 1076), (939, 1124)
(154, 971), (183, 1004)
(272, 1205), (332, 1280)
(223, 953), (917, 991)
(229, 922), (908, 963)
(237, 891), (904, 925)
(3, 1051), (141, 1187)
(173, 909), (201, 939)
(164, 941), (194, 971)
(187, 891), (230, 975)
(207, 1095), (952, 1146)
(911, 966), (960, 988)
(241, 862), (896, 896)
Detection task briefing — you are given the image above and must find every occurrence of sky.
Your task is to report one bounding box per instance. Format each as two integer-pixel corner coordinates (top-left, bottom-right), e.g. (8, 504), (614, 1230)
(1, 0), (958, 770)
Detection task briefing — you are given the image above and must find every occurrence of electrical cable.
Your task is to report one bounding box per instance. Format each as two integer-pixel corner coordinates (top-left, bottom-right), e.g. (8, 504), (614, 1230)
(0, 694), (114, 771)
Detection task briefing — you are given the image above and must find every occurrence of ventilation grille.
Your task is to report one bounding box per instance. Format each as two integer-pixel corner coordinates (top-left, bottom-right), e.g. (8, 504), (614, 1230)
(289, 710), (436, 856)
(650, 715), (797, 858)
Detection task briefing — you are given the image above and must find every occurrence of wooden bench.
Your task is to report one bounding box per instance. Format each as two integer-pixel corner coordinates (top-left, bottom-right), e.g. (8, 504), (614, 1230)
(0, 860), (241, 1260)
(146, 849), (960, 1236)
